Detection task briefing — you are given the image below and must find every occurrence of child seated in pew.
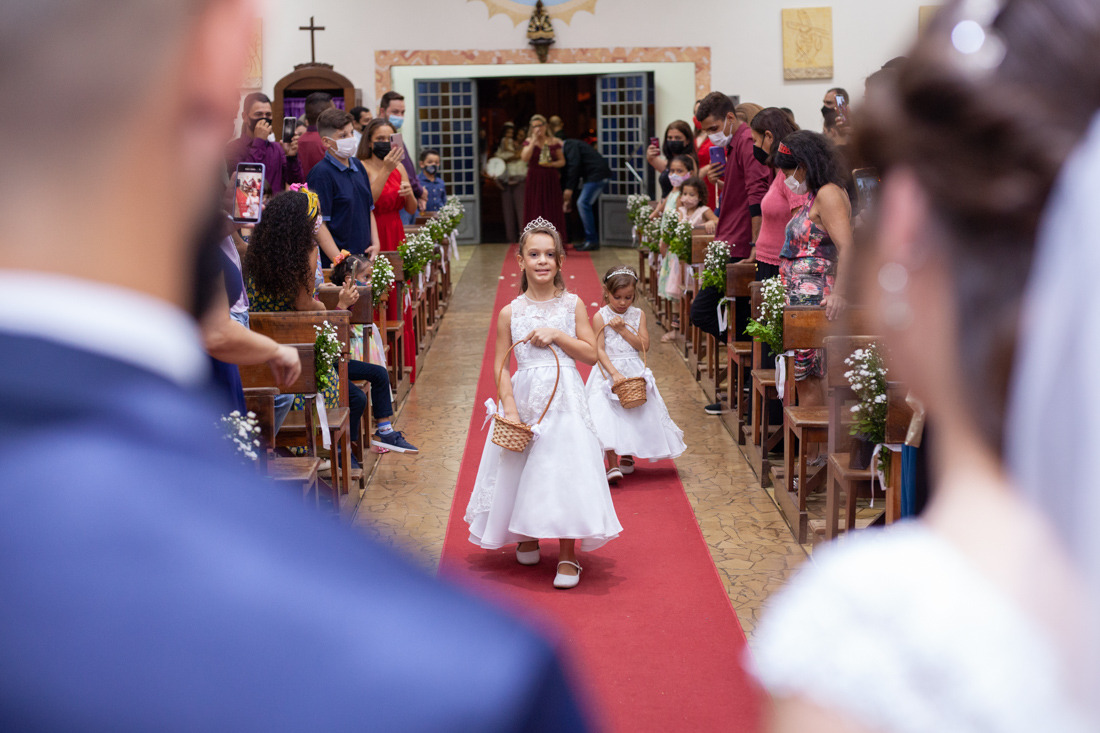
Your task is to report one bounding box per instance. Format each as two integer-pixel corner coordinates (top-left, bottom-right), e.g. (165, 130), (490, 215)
(677, 176), (718, 233)
(245, 190), (419, 455)
(655, 155), (698, 342)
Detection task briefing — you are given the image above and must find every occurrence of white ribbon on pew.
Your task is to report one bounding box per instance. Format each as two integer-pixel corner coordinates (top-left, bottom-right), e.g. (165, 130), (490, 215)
(775, 351), (795, 401)
(403, 288), (412, 311)
(417, 272), (424, 292)
(716, 297), (733, 334)
(869, 442), (903, 508)
(449, 231), (459, 261)
(315, 392), (331, 449)
(648, 251), (656, 266)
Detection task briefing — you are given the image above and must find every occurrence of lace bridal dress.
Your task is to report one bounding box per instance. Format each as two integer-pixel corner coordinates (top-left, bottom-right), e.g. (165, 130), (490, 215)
(465, 292), (622, 550)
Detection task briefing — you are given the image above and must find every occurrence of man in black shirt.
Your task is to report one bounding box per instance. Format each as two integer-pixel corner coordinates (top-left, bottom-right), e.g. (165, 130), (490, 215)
(552, 118), (612, 251)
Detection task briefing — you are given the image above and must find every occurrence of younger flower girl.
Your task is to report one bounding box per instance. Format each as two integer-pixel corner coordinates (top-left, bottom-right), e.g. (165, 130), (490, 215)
(586, 266), (686, 482)
(465, 219), (622, 589)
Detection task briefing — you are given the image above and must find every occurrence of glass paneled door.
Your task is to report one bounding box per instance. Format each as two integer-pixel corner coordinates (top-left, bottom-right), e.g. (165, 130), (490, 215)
(596, 72), (654, 247)
(415, 79), (479, 243)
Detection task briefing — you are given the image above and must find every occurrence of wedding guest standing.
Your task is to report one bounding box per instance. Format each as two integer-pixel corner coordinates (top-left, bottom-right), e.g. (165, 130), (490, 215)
(226, 92), (302, 194)
(494, 122), (527, 243)
(521, 114), (566, 235)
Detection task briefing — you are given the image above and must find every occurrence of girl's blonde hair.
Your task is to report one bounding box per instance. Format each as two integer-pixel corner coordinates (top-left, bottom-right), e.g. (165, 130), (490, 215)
(518, 226), (566, 293)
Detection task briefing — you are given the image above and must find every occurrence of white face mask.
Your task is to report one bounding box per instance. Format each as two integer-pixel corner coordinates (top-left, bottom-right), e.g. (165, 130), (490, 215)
(785, 173), (808, 196)
(708, 117), (732, 148)
(329, 136), (358, 160)
(681, 195), (699, 209)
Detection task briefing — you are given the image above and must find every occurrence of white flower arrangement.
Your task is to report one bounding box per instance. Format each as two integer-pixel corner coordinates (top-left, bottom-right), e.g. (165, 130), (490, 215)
(220, 410), (261, 462)
(370, 253), (395, 306)
(626, 194), (651, 228)
(313, 320), (342, 392)
(398, 229), (434, 278)
(701, 240), (730, 291)
(745, 276), (787, 354)
(663, 210), (693, 261)
(844, 343), (888, 444)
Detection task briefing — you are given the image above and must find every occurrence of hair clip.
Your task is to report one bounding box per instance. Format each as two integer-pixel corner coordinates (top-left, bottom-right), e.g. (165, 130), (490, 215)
(604, 267), (639, 282)
(522, 216), (557, 234)
(777, 142), (793, 156)
(332, 249), (351, 266)
(288, 183), (309, 193)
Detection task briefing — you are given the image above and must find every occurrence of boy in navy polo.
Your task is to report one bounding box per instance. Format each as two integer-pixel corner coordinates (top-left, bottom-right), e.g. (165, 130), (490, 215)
(417, 149), (448, 213)
(306, 108), (380, 266)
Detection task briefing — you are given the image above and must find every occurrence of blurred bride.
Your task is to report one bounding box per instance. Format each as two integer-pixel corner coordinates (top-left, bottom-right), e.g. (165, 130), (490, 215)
(750, 0), (1100, 730)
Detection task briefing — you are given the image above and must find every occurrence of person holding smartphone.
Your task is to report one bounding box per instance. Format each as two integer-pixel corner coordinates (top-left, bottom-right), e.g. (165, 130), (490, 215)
(225, 92), (303, 194)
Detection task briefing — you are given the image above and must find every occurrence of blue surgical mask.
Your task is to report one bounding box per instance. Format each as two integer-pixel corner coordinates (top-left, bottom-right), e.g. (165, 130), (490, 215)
(388, 115), (404, 130)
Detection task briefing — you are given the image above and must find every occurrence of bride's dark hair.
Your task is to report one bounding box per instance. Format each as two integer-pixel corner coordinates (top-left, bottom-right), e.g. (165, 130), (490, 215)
(855, 0), (1100, 452)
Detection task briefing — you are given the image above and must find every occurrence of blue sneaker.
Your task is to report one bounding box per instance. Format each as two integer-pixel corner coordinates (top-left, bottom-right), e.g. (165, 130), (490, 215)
(371, 430), (419, 454)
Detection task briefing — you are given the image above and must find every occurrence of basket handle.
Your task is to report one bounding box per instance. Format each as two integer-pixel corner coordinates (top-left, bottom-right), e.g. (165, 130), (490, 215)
(495, 338), (561, 426)
(596, 317), (647, 378)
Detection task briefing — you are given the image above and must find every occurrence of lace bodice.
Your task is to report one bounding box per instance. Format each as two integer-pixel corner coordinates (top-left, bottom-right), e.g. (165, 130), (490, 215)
(510, 292), (577, 369)
(751, 522), (1090, 733)
(598, 305), (643, 360)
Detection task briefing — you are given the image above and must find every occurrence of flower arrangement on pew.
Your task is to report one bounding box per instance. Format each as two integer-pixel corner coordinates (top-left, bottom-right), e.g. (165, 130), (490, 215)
(664, 211), (693, 262)
(369, 253), (395, 306)
(398, 229), (434, 279)
(436, 198), (465, 235)
(701, 240), (730, 291)
(745, 276), (786, 355)
(220, 410), (261, 462)
(844, 342), (890, 477)
(626, 194), (651, 229)
(313, 321), (342, 392)
(641, 216), (662, 249)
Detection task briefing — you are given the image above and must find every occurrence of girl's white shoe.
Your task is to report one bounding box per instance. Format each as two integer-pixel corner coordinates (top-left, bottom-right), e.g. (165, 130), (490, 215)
(606, 466), (623, 484)
(516, 544), (541, 566)
(553, 561), (582, 589)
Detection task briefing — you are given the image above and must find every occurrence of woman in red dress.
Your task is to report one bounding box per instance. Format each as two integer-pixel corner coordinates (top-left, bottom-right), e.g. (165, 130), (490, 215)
(359, 118), (419, 381)
(520, 114), (566, 235)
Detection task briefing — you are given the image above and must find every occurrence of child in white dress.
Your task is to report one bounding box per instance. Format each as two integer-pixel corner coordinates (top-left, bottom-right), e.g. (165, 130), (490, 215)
(586, 266), (686, 483)
(465, 218), (622, 589)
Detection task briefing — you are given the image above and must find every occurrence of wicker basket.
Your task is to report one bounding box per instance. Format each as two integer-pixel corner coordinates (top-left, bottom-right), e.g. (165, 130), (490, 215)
(598, 321), (649, 409)
(491, 340), (560, 452)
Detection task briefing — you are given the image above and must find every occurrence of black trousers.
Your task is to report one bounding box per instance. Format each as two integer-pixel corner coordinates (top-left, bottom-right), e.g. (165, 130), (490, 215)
(755, 261), (784, 424)
(690, 256), (749, 345)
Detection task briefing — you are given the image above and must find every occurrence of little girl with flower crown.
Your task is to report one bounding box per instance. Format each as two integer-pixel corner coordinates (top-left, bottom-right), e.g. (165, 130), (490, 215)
(465, 218), (622, 589)
(586, 266), (686, 482)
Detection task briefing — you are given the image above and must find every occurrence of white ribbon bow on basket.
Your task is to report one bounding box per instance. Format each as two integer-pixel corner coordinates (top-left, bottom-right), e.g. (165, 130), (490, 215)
(483, 397), (543, 442)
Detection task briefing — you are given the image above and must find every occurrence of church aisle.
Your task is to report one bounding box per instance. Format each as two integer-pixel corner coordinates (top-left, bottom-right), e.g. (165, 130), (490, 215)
(354, 243), (805, 639)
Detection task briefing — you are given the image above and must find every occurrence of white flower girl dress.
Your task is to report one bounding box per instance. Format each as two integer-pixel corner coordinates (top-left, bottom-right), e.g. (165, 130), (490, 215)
(465, 292), (622, 550)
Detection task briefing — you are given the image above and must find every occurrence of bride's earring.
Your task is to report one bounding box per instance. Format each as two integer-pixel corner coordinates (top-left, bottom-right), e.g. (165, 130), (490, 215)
(878, 261), (912, 331)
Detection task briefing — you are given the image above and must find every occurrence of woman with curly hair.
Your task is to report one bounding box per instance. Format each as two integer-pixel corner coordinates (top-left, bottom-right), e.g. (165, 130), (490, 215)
(246, 190), (418, 454)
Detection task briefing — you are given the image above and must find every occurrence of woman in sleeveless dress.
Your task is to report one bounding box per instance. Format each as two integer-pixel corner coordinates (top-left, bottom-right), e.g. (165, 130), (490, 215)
(751, 1), (1100, 729)
(520, 114), (566, 234)
(360, 118), (418, 381)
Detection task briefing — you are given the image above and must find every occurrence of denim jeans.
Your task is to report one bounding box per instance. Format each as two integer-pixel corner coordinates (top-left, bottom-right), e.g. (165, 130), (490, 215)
(577, 179), (608, 245)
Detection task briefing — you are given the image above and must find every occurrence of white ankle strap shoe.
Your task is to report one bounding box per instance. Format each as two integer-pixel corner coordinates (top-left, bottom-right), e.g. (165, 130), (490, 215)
(553, 560), (582, 589)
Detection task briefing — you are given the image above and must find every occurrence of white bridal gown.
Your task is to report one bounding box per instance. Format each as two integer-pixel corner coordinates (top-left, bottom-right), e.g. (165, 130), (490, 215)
(584, 305), (685, 460)
(466, 292), (622, 551)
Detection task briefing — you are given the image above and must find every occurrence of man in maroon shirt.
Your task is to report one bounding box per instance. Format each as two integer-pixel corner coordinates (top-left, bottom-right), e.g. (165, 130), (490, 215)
(224, 93), (302, 194)
(692, 91), (772, 414)
(297, 92), (335, 177)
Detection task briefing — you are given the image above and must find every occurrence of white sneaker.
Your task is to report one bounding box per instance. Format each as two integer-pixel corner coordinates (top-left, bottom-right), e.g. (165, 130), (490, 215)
(516, 544), (540, 566)
(553, 561), (582, 589)
(606, 466), (623, 484)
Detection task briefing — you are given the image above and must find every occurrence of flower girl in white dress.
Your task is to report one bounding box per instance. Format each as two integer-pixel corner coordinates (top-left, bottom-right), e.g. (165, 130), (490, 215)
(586, 266), (686, 483)
(465, 219), (622, 589)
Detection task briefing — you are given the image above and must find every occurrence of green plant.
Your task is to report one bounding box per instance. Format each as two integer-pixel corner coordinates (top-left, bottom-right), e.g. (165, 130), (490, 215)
(398, 230), (433, 278)
(664, 211), (692, 261)
(313, 320), (341, 393)
(744, 276), (786, 355)
(626, 194), (651, 228)
(701, 240), (729, 291)
(844, 343), (888, 443)
(370, 253), (395, 306)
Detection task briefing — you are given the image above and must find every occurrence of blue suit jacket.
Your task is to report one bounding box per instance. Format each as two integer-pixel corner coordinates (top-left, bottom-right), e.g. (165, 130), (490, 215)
(0, 334), (590, 732)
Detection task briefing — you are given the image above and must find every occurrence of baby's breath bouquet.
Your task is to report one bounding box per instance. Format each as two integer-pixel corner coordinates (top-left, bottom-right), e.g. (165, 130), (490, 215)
(626, 194), (651, 228)
(845, 343), (888, 444)
(641, 216), (662, 248)
(423, 215), (445, 244)
(701, 240), (730, 291)
(370, 253), (395, 305)
(744, 276), (786, 355)
(220, 410), (261, 462)
(664, 212), (693, 262)
(313, 320), (341, 392)
(398, 230), (433, 278)
(436, 198), (464, 234)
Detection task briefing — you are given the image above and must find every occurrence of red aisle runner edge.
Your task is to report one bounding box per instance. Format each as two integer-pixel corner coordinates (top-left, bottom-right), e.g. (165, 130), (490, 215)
(439, 246), (763, 733)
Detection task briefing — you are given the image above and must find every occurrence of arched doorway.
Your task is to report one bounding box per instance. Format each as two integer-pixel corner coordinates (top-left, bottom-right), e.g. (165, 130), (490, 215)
(273, 63), (360, 121)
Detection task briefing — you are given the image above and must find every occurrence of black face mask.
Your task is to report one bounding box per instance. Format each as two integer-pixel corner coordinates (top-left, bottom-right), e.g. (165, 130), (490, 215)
(424, 165), (438, 175)
(372, 141), (392, 159)
(665, 139), (687, 156)
(752, 145), (769, 166)
(821, 105), (831, 118)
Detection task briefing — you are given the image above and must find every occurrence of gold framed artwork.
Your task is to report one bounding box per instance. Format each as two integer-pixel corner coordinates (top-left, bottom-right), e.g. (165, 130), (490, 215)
(243, 20), (262, 90)
(782, 7), (833, 80)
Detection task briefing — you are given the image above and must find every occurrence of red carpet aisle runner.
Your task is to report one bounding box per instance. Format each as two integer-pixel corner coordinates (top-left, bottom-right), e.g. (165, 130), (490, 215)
(440, 246), (763, 733)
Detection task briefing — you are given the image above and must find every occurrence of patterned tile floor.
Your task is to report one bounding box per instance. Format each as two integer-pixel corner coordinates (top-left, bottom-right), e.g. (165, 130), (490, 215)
(353, 244), (806, 638)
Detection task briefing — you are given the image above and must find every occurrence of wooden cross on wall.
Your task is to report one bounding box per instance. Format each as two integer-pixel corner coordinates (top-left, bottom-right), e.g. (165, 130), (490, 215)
(299, 16), (325, 64)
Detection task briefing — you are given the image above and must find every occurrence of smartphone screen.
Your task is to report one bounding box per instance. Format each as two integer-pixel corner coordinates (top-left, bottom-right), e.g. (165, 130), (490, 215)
(649, 137), (660, 151)
(391, 132), (404, 151)
(282, 117), (296, 144)
(853, 168), (879, 216)
(232, 163), (265, 224)
(708, 145), (726, 177)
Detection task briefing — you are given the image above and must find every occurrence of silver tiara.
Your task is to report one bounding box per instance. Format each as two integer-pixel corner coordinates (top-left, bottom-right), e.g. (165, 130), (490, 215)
(604, 267), (638, 282)
(522, 216), (557, 234)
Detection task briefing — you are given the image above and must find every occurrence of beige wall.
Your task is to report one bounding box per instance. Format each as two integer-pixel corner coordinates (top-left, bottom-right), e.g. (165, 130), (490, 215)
(258, 0), (933, 129)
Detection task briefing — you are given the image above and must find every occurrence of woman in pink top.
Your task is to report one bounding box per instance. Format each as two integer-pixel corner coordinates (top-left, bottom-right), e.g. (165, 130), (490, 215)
(749, 108), (805, 281)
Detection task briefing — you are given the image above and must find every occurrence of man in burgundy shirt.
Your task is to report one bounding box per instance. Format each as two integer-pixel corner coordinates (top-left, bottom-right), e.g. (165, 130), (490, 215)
(225, 92), (302, 194)
(297, 92), (335, 177)
(692, 91), (772, 413)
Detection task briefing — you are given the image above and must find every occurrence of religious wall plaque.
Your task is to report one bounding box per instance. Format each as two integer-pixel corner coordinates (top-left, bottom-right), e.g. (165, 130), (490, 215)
(782, 7), (833, 81)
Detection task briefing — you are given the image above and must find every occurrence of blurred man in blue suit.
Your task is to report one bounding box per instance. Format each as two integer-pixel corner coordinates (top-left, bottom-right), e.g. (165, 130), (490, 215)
(0, 2), (591, 730)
